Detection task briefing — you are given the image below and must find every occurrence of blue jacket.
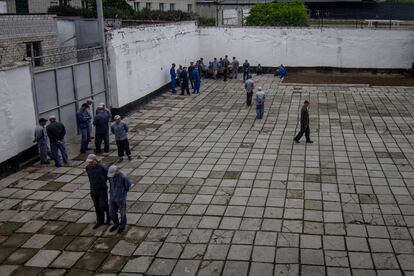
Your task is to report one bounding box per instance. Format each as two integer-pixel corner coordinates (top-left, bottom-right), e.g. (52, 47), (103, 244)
(111, 121), (128, 141)
(109, 172), (131, 202)
(86, 163), (108, 193)
(243, 62), (250, 72)
(77, 109), (91, 129)
(180, 70), (189, 85)
(170, 67), (176, 79)
(192, 69), (200, 82)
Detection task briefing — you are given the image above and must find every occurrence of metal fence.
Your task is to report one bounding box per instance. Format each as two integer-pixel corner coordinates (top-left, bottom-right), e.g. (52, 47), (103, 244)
(32, 55), (108, 140)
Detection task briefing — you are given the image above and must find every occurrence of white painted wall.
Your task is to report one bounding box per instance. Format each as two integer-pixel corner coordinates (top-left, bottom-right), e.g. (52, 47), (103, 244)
(199, 27), (414, 69)
(107, 21), (199, 108)
(0, 63), (36, 163)
(108, 24), (414, 109)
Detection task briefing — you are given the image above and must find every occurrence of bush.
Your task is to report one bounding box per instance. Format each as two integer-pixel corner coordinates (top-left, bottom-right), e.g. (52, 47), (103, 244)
(246, 2), (309, 27)
(48, 5), (96, 18)
(198, 17), (216, 26)
(133, 9), (193, 21)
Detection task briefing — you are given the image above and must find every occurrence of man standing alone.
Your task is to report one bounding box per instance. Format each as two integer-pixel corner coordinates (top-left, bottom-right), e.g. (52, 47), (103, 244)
(46, 115), (68, 167)
(244, 76), (254, 106)
(294, 100), (313, 144)
(108, 165), (131, 233)
(86, 154), (110, 229)
(111, 115), (132, 162)
(256, 87), (266, 119)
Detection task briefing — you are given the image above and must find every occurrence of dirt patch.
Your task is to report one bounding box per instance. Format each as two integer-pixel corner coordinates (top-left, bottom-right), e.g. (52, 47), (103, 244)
(282, 72), (414, 86)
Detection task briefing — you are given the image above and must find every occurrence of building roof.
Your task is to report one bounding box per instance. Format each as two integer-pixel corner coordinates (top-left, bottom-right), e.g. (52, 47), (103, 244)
(197, 0), (365, 4)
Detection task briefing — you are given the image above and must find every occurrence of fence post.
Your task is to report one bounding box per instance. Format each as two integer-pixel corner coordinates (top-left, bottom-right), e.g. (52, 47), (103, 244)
(96, 0), (112, 110)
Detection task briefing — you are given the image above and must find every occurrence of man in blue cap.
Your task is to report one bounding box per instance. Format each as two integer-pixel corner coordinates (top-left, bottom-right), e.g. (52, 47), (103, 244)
(108, 165), (131, 233)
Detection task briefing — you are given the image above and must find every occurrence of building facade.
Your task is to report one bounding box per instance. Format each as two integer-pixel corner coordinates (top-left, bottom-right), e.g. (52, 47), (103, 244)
(126, 0), (196, 13)
(0, 14), (59, 67)
(2, 0), (85, 14)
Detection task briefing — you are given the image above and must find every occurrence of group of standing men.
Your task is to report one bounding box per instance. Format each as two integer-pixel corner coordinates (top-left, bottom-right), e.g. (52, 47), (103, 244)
(34, 99), (133, 168)
(170, 62), (201, 95)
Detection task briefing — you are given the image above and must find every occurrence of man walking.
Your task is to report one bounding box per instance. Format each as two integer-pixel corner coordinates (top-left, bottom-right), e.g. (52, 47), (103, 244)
(170, 63), (176, 93)
(180, 67), (190, 95)
(111, 115), (132, 162)
(33, 118), (50, 164)
(46, 116), (69, 167)
(232, 57), (239, 79)
(223, 55), (230, 81)
(243, 60), (250, 82)
(244, 76), (254, 106)
(94, 106), (111, 153)
(108, 165), (131, 233)
(85, 154), (110, 229)
(77, 103), (92, 153)
(192, 67), (201, 94)
(294, 100), (313, 144)
(256, 87), (266, 119)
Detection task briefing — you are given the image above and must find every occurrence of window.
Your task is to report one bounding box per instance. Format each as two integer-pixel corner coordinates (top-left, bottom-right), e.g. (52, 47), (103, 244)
(81, 0), (88, 9)
(187, 4), (192, 13)
(59, 0), (70, 6)
(15, 0), (29, 13)
(134, 2), (140, 11)
(26, 41), (42, 67)
(159, 3), (164, 11)
(170, 3), (174, 11)
(146, 2), (151, 10)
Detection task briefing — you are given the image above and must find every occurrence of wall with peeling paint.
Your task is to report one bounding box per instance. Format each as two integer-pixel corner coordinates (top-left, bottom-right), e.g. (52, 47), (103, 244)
(0, 63), (37, 163)
(199, 27), (414, 69)
(107, 21), (199, 108)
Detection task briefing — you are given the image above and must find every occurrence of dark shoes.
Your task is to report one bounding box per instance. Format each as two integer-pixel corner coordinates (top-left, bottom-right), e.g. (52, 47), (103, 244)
(118, 158), (124, 163)
(306, 141), (314, 144)
(93, 224), (103, 230)
(118, 228), (125, 234)
(128, 155), (132, 161)
(40, 161), (50, 165)
(293, 139), (300, 143)
(109, 226), (118, 232)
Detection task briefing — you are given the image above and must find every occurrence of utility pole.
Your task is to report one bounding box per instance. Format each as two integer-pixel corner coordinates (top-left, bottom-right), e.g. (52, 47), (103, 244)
(96, 0), (112, 108)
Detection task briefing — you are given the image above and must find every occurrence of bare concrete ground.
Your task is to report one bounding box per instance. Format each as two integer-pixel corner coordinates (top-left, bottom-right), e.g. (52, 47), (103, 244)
(283, 72), (414, 86)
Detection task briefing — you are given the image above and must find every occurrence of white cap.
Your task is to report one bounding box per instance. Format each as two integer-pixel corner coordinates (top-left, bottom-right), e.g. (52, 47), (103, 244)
(258, 87), (262, 91)
(49, 115), (56, 120)
(86, 98), (94, 103)
(107, 165), (117, 177)
(114, 115), (121, 120)
(86, 154), (97, 162)
(98, 102), (105, 108)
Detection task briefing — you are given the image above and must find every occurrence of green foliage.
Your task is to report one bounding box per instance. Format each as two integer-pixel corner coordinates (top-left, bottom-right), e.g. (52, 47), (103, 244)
(198, 17), (216, 26)
(133, 9), (192, 21)
(48, 5), (96, 18)
(48, 0), (193, 21)
(246, 2), (309, 27)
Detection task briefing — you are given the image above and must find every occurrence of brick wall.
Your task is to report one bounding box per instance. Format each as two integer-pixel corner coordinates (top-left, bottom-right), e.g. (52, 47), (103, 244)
(0, 14), (58, 66)
(6, 0), (83, 13)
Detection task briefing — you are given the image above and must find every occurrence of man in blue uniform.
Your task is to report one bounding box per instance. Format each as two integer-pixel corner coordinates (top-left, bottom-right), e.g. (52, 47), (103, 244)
(192, 68), (201, 94)
(108, 165), (131, 233)
(170, 63), (176, 93)
(77, 103), (92, 153)
(243, 60), (250, 82)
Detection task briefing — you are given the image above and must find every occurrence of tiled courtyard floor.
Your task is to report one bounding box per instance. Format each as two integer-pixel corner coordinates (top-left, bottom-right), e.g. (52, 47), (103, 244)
(0, 75), (414, 276)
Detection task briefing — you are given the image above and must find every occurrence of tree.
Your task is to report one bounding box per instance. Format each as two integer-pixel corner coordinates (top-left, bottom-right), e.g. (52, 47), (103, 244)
(246, 2), (309, 27)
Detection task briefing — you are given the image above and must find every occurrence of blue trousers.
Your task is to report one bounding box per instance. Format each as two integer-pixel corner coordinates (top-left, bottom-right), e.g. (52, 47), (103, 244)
(80, 127), (90, 152)
(243, 71), (249, 82)
(50, 142), (68, 167)
(171, 78), (176, 93)
(256, 104), (264, 119)
(110, 200), (127, 229)
(37, 142), (50, 163)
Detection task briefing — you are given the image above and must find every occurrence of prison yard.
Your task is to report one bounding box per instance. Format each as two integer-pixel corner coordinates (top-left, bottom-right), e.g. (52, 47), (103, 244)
(0, 74), (413, 276)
